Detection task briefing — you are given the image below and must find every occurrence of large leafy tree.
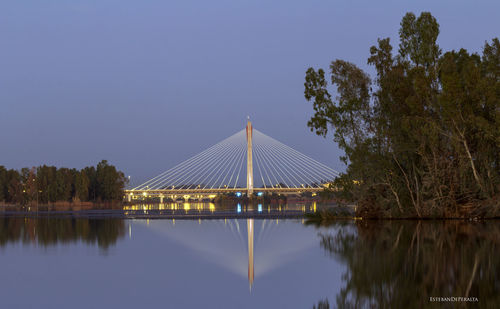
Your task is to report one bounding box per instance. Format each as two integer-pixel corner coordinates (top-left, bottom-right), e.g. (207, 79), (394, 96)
(305, 12), (500, 217)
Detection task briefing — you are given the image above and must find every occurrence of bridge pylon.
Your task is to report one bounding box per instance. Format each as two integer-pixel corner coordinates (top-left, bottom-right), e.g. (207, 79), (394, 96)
(246, 119), (253, 196)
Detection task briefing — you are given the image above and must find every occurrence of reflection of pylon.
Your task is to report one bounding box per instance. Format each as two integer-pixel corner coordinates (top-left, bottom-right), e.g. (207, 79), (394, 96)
(247, 218), (254, 291)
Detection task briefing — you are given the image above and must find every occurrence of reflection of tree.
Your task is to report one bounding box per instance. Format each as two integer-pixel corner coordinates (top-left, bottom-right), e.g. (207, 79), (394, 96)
(0, 217), (125, 249)
(318, 221), (500, 308)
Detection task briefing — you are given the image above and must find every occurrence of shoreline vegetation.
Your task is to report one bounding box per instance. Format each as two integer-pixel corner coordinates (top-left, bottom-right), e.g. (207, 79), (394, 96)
(0, 160), (127, 208)
(304, 12), (500, 219)
(305, 208), (500, 225)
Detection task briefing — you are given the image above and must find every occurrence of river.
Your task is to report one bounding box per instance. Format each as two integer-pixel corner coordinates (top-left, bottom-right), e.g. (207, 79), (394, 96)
(0, 203), (498, 308)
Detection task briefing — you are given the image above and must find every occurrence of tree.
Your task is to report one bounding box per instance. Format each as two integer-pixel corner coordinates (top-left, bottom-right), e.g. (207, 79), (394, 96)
(6, 170), (22, 204)
(0, 161), (126, 206)
(0, 166), (7, 202)
(96, 160), (127, 202)
(304, 12), (500, 218)
(21, 167), (37, 205)
(56, 168), (72, 202)
(74, 171), (89, 202)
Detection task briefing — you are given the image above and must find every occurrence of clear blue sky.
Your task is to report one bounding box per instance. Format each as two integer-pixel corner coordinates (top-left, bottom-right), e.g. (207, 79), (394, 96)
(1, 0), (499, 186)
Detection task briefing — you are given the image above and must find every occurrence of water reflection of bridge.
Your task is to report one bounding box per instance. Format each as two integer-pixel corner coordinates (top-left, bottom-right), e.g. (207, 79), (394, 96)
(123, 202), (317, 219)
(134, 203), (319, 289)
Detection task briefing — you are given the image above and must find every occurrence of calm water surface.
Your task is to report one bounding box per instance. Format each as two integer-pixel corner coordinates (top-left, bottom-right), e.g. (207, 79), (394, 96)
(0, 204), (498, 308)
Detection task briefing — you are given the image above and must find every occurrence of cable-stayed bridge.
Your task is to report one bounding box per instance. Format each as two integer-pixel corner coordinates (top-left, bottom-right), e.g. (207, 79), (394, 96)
(125, 120), (339, 201)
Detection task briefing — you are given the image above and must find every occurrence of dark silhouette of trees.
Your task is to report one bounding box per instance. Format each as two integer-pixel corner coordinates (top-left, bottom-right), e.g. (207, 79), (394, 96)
(0, 160), (127, 205)
(304, 12), (500, 217)
(96, 160), (126, 201)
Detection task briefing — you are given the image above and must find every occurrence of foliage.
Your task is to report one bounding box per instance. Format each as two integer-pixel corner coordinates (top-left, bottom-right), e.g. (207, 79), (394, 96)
(304, 12), (500, 217)
(305, 207), (355, 225)
(0, 160), (127, 205)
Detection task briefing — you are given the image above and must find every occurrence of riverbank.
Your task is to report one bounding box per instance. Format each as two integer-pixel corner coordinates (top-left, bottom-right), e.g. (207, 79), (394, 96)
(0, 201), (123, 212)
(305, 206), (500, 224)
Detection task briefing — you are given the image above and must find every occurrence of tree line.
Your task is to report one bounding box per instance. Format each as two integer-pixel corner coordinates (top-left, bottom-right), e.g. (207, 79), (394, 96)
(0, 160), (127, 205)
(304, 12), (499, 217)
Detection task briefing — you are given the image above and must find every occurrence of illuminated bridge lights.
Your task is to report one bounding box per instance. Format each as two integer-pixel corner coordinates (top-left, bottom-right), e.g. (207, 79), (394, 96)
(126, 122), (339, 201)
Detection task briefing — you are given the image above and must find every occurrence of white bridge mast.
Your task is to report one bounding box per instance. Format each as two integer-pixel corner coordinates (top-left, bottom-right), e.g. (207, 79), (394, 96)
(246, 118), (253, 196)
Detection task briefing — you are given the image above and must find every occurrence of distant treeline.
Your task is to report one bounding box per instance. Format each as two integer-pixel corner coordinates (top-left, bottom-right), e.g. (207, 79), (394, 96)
(0, 160), (127, 205)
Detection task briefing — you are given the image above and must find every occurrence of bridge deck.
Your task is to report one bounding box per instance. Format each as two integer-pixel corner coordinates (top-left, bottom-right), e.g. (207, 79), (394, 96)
(125, 187), (325, 196)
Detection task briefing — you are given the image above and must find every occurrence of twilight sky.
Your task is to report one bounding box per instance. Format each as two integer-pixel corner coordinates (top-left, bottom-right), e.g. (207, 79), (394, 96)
(1, 0), (499, 186)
